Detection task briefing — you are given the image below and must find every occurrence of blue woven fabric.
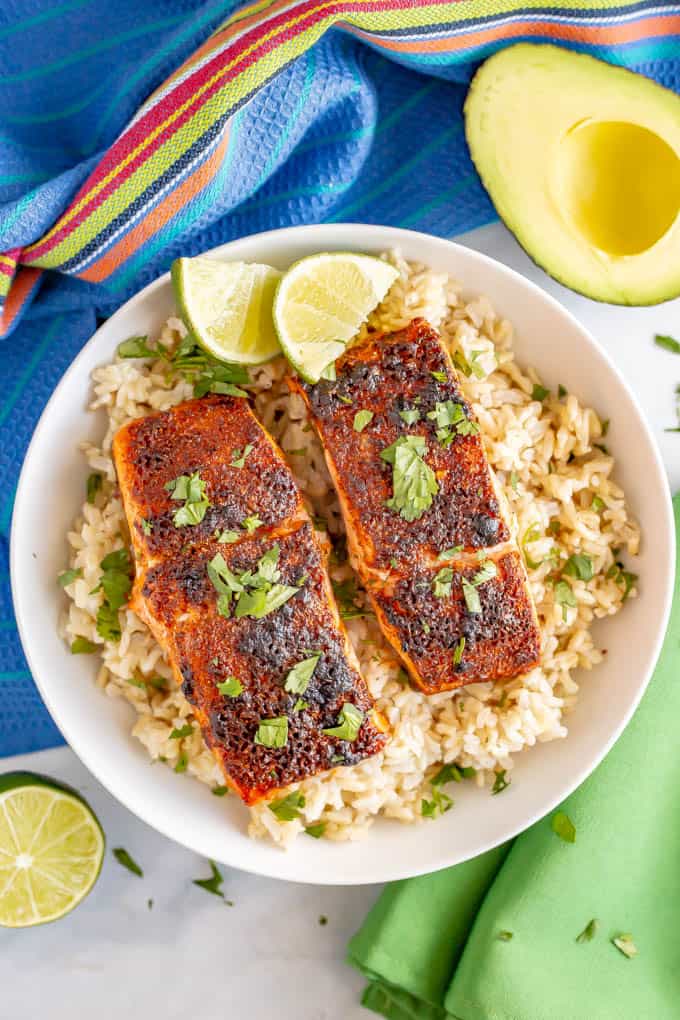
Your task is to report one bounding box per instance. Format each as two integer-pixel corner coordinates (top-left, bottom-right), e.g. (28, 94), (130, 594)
(1, 1), (678, 755)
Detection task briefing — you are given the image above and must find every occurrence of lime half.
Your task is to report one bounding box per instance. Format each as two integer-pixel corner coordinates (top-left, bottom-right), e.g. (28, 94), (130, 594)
(273, 253), (399, 383)
(172, 256), (282, 365)
(0, 772), (104, 928)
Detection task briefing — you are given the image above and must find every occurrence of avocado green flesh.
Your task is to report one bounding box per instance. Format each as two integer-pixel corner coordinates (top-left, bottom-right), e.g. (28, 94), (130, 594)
(464, 44), (680, 305)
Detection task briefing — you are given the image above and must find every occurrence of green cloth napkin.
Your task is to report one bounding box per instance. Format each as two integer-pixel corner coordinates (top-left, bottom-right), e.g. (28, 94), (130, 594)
(349, 494), (680, 1020)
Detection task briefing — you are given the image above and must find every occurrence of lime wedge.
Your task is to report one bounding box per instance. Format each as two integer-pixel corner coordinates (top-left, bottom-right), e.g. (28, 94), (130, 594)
(172, 256), (282, 365)
(273, 253), (399, 383)
(0, 772), (104, 928)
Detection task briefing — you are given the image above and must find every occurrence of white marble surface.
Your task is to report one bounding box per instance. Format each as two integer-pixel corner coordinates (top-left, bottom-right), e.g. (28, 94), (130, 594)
(2, 221), (679, 1020)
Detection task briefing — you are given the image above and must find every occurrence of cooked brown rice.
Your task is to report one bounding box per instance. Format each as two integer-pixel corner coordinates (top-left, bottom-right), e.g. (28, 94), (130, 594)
(59, 251), (640, 848)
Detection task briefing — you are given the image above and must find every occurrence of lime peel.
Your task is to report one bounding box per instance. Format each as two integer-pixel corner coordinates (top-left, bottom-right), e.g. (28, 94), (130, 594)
(0, 771), (104, 928)
(172, 257), (282, 365)
(273, 253), (399, 383)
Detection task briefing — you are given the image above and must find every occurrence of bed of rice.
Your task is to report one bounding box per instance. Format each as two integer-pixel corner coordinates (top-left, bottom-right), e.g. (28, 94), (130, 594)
(60, 251), (640, 848)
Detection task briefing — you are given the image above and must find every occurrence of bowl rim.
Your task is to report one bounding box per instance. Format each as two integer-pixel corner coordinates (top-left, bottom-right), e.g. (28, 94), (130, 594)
(10, 223), (675, 884)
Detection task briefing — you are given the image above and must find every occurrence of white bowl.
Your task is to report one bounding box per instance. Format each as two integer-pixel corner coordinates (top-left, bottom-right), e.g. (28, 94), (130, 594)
(11, 225), (674, 885)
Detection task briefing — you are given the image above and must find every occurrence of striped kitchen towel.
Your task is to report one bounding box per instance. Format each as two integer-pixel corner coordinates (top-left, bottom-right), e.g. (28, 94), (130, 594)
(1, 0), (679, 753)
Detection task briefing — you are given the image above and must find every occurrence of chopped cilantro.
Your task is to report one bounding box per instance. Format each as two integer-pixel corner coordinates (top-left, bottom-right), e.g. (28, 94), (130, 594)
(92, 547), (132, 642)
(421, 789), (453, 818)
(381, 434), (438, 522)
(557, 384), (567, 399)
(430, 370), (447, 383)
(654, 333), (680, 354)
(432, 567), (454, 599)
(319, 915), (328, 926)
(332, 577), (370, 620)
(353, 410), (374, 432)
(452, 636), (465, 666)
(230, 444), (253, 469)
(554, 579), (578, 620)
(174, 752), (188, 773)
(531, 383), (550, 401)
(551, 810), (576, 843)
(591, 495), (605, 512)
(563, 554), (593, 582)
(218, 530), (239, 544)
(255, 716), (289, 748)
(462, 560), (497, 615)
(398, 407), (421, 425)
(284, 653), (321, 696)
(438, 546), (462, 560)
(241, 515), (263, 534)
(169, 724), (193, 739)
(576, 919), (598, 943)
(305, 822), (326, 839)
(269, 790), (305, 821)
(293, 698), (309, 712)
(117, 335), (157, 359)
(112, 847), (143, 877)
(165, 471), (210, 528)
(322, 702), (364, 742)
(492, 770), (510, 795)
(427, 400), (479, 445)
(431, 763), (464, 786)
(217, 676), (243, 698)
(193, 859), (225, 898)
(86, 472), (103, 505)
(211, 785), (229, 797)
(58, 567), (82, 587)
(70, 636), (97, 654)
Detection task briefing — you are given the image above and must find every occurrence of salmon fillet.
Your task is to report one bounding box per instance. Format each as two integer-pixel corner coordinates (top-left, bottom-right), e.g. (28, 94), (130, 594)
(112, 395), (387, 804)
(291, 319), (541, 694)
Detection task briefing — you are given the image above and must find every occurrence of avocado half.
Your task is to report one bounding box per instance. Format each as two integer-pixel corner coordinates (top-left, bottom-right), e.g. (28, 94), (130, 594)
(464, 44), (680, 305)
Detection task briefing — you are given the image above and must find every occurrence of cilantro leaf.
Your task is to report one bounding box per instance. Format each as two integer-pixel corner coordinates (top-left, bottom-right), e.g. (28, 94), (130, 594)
(112, 847), (143, 877)
(531, 383), (550, 401)
(551, 810), (576, 843)
(452, 636), (465, 666)
(305, 822), (326, 839)
(70, 636), (97, 654)
(563, 554), (593, 581)
(322, 702), (364, 742)
(654, 333), (680, 354)
(117, 335), (157, 359)
(165, 471), (210, 528)
(241, 515), (263, 534)
(216, 676), (243, 698)
(86, 472), (103, 505)
(170, 724), (194, 740)
(554, 579), (578, 620)
(230, 444), (253, 469)
(492, 770), (510, 795)
(432, 567), (453, 599)
(193, 859), (225, 898)
(576, 919), (598, 943)
(283, 653), (321, 696)
(353, 410), (374, 432)
(254, 716), (289, 748)
(381, 435), (439, 522)
(398, 407), (421, 425)
(269, 791), (305, 821)
(58, 567), (82, 587)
